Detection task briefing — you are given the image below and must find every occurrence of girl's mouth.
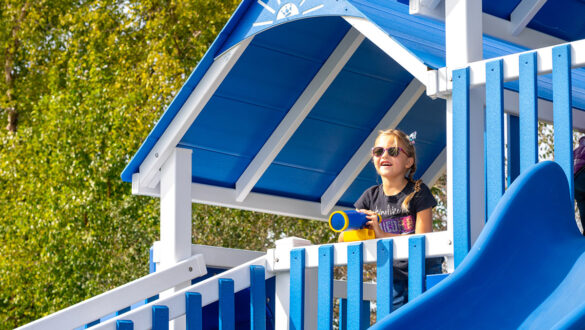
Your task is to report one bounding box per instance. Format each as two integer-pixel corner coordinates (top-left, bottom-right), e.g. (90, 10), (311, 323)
(380, 161), (392, 167)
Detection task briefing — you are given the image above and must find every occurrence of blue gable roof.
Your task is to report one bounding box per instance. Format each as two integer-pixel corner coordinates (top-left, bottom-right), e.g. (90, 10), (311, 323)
(122, 0), (585, 213)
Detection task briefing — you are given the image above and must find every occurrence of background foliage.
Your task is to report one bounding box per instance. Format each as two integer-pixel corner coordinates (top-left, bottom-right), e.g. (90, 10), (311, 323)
(0, 1), (335, 328)
(0, 0), (447, 328)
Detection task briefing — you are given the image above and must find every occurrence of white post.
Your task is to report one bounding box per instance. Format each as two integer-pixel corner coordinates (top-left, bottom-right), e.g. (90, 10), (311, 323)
(273, 237), (313, 330)
(444, 0), (484, 270)
(159, 147), (193, 330)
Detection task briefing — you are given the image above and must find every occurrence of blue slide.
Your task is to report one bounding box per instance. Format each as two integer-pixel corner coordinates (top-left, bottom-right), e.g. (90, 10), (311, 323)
(372, 161), (585, 329)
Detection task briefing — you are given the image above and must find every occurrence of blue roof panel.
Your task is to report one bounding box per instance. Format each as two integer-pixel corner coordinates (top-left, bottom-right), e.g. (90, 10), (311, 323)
(253, 38), (416, 201)
(123, 0), (585, 212)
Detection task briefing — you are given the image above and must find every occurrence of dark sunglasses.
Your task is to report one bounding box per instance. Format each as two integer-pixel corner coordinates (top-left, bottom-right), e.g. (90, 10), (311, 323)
(371, 146), (407, 157)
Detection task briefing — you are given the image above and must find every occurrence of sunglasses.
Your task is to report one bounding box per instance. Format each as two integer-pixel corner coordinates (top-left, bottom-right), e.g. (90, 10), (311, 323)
(371, 146), (407, 157)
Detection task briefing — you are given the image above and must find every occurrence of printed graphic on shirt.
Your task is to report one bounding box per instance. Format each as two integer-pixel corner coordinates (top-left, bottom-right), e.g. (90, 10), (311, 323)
(379, 215), (415, 234)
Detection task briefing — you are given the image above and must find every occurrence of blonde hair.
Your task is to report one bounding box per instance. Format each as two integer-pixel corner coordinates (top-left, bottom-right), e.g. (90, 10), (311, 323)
(375, 129), (422, 212)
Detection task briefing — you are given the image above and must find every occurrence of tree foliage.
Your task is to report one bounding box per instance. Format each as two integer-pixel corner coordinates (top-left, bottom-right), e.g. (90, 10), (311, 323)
(0, 1), (334, 328)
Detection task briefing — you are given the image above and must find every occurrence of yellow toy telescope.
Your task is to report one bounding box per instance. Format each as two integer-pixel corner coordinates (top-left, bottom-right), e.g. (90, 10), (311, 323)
(328, 210), (381, 241)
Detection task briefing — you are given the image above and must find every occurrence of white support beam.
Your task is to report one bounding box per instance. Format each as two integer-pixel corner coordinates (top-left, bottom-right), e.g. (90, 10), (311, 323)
(509, 0), (548, 36)
(409, 0), (564, 50)
(428, 39), (585, 96)
(234, 27), (364, 202)
(333, 280), (377, 301)
(420, 147), (446, 188)
(320, 79), (425, 215)
(190, 244), (265, 269)
(502, 89), (585, 132)
(137, 37), (253, 189)
(344, 16), (429, 84)
(133, 180), (351, 221)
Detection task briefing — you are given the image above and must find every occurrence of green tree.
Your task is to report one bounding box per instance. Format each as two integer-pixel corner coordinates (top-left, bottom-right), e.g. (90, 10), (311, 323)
(0, 1), (334, 328)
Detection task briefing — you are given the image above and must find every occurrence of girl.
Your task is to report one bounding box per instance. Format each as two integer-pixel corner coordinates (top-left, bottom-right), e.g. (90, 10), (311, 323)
(341, 129), (441, 308)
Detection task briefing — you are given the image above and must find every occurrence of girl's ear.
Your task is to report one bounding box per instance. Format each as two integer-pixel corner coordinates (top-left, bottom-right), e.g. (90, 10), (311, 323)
(406, 156), (414, 169)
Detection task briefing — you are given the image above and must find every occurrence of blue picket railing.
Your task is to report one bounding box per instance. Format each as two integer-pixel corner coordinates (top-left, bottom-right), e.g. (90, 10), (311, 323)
(453, 43), (576, 266)
(103, 237), (447, 329)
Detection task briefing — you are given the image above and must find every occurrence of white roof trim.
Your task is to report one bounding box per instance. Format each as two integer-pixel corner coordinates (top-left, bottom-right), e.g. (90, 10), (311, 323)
(510, 0), (548, 36)
(136, 36), (254, 189)
(320, 79), (425, 215)
(343, 16), (429, 84)
(234, 27), (365, 202)
(133, 180), (350, 221)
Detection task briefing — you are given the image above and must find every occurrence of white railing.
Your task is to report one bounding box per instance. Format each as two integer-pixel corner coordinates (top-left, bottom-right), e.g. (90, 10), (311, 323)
(18, 254), (207, 330)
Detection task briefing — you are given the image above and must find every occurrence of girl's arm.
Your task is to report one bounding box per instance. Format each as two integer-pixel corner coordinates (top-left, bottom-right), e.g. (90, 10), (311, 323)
(359, 209), (401, 238)
(414, 207), (433, 234)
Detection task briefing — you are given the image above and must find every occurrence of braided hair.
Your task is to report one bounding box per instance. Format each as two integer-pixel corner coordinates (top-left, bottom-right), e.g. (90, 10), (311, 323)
(375, 129), (422, 212)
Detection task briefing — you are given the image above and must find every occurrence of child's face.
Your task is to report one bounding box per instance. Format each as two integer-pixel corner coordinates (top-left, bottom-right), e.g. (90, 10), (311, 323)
(373, 135), (414, 179)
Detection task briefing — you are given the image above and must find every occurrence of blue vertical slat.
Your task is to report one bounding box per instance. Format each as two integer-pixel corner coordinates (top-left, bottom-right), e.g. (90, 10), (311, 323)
(266, 276), (276, 328)
(290, 248), (305, 330)
(250, 265), (266, 330)
(186, 292), (202, 330)
(116, 320), (133, 330)
(453, 67), (471, 267)
(339, 298), (347, 330)
(519, 52), (539, 172)
(376, 239), (393, 319)
(152, 305), (169, 330)
(507, 114), (521, 186)
(219, 278), (235, 330)
(485, 59), (505, 219)
(360, 301), (370, 329)
(408, 236), (426, 300)
(347, 243), (363, 330)
(553, 44), (574, 200)
(317, 245), (334, 330)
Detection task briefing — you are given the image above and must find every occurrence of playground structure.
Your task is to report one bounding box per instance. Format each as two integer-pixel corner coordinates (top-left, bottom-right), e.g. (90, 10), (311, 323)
(19, 0), (585, 329)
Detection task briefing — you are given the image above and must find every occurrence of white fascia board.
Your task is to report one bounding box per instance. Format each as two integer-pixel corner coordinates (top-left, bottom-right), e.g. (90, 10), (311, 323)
(21, 255), (207, 330)
(234, 28), (364, 202)
(509, 0), (548, 36)
(428, 39), (585, 97)
(343, 16), (429, 84)
(190, 244), (265, 269)
(409, 1), (564, 50)
(137, 37), (253, 189)
(420, 147), (446, 187)
(133, 180), (351, 221)
(94, 256), (271, 330)
(269, 231), (452, 271)
(320, 79), (425, 215)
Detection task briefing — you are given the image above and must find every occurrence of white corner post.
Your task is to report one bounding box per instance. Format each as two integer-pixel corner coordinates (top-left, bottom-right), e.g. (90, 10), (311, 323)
(445, 0), (484, 270)
(272, 237), (313, 330)
(159, 147), (193, 293)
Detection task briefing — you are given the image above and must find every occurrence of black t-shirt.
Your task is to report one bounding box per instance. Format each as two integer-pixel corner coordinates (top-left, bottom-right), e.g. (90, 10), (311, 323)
(354, 181), (439, 280)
